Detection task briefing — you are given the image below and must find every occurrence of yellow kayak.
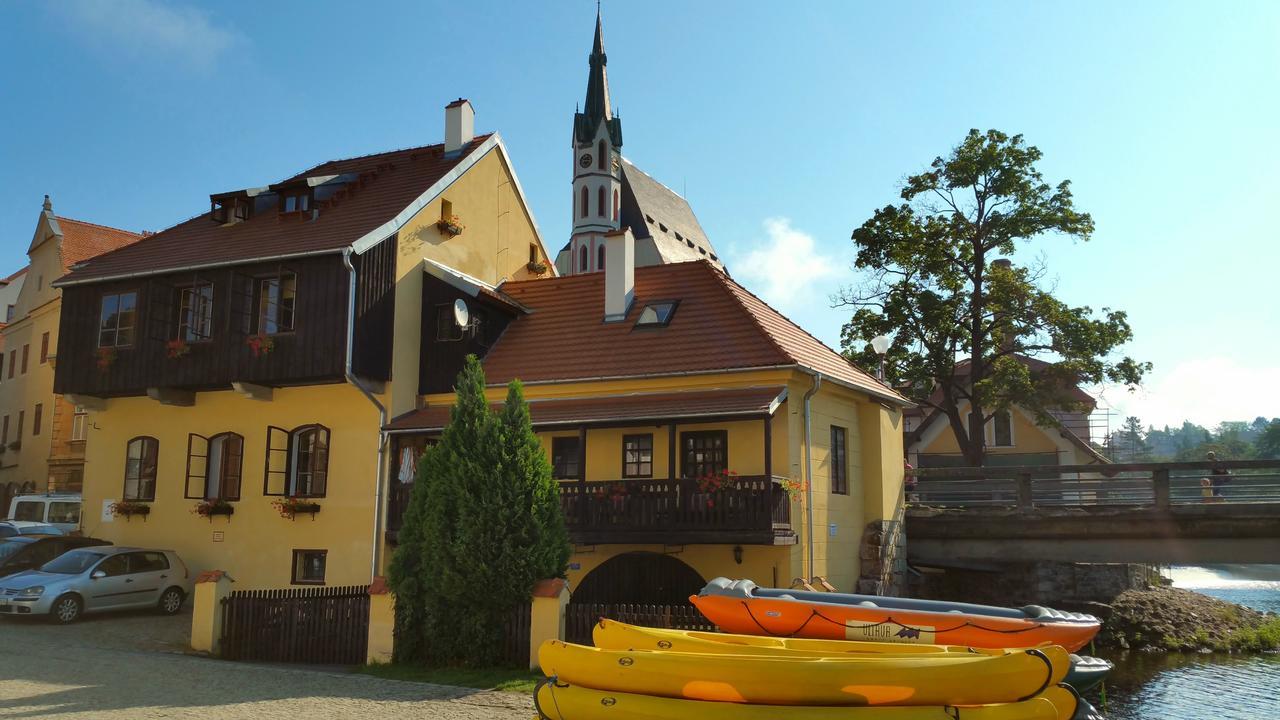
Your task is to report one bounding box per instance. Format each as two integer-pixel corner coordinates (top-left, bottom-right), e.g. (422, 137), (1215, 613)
(533, 680), (1079, 720)
(538, 640), (1070, 707)
(592, 618), (1015, 657)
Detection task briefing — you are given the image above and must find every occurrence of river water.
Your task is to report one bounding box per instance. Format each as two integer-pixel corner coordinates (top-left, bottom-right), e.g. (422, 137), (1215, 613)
(1085, 565), (1280, 719)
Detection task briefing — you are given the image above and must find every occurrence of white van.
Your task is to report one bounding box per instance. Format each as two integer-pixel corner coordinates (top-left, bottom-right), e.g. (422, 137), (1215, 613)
(6, 494), (82, 534)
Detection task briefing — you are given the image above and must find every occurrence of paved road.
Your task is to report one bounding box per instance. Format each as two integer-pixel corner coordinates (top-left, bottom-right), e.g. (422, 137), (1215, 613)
(0, 612), (536, 719)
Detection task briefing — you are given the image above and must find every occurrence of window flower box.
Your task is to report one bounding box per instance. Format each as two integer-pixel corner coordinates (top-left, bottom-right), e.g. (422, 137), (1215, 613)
(95, 347), (117, 371)
(272, 497), (321, 520)
(246, 332), (275, 357)
(436, 215), (464, 237)
(166, 338), (191, 359)
(192, 499), (234, 520)
(526, 260), (549, 274)
(110, 501), (151, 521)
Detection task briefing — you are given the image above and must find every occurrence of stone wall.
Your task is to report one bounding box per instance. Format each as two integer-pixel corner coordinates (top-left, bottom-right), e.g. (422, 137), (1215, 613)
(909, 561), (1158, 607)
(856, 518), (908, 596)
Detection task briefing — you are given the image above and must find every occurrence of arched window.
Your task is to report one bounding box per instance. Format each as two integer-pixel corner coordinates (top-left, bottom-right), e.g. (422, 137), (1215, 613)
(580, 186), (589, 218)
(613, 189), (620, 221)
(123, 436), (159, 501)
(597, 186), (606, 217)
(579, 245), (589, 273)
(598, 140), (607, 170)
(598, 244), (606, 271)
(289, 424), (330, 497)
(205, 432), (243, 501)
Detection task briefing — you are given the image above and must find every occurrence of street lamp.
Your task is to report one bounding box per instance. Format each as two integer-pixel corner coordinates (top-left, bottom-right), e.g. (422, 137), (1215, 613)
(870, 335), (891, 380)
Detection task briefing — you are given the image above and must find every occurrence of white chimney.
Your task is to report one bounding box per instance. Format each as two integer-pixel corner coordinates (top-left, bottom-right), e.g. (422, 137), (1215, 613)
(444, 98), (475, 155)
(604, 229), (635, 322)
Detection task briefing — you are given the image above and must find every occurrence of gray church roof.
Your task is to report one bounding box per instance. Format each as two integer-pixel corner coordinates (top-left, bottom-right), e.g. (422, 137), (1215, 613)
(619, 159), (722, 267)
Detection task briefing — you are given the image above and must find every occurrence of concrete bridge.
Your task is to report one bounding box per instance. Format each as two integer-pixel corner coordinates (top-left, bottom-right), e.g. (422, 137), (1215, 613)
(906, 461), (1280, 565)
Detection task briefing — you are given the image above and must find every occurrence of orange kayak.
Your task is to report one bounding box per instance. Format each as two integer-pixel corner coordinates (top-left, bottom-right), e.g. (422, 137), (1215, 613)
(690, 578), (1100, 653)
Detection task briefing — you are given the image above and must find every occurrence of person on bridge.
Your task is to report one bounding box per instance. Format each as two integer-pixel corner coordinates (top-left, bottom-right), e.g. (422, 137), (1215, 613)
(1206, 451), (1231, 502)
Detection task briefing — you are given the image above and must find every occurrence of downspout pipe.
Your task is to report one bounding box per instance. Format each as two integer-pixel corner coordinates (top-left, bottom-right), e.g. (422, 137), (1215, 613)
(343, 248), (389, 582)
(802, 371), (823, 582)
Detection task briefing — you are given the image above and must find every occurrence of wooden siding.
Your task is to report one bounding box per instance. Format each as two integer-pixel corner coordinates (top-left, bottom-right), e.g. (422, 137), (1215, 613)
(417, 273), (516, 395)
(54, 255), (352, 397)
(351, 234), (396, 381)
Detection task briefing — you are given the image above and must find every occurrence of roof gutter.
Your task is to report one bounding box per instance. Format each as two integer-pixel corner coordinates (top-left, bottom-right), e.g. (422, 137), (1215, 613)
(53, 248), (343, 288)
(802, 371), (823, 583)
(343, 248), (389, 583)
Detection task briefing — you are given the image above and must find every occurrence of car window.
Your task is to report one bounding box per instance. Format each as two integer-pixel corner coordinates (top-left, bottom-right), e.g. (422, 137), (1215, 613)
(135, 551), (170, 572)
(42, 549), (109, 574)
(12, 502), (43, 522)
(26, 541), (60, 566)
(48, 502), (80, 525)
(0, 540), (28, 562)
(98, 554), (131, 577)
(0, 526), (15, 539)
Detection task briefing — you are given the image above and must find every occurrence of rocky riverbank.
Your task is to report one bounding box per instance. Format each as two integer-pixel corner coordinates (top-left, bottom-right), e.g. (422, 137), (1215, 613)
(1093, 585), (1280, 652)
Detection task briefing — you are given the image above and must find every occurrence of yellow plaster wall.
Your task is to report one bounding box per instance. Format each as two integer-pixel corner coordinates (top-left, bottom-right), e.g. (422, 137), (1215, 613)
(918, 405), (1061, 456)
(80, 384), (381, 588)
(390, 148), (551, 417)
(0, 236), (68, 493)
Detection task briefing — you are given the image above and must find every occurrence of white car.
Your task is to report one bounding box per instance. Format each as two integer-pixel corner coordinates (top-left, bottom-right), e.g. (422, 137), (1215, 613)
(0, 521), (63, 538)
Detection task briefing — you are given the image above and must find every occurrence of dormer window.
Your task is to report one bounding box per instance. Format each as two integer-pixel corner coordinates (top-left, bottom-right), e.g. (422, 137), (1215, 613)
(282, 193), (310, 213)
(634, 301), (679, 329)
(211, 195), (251, 224)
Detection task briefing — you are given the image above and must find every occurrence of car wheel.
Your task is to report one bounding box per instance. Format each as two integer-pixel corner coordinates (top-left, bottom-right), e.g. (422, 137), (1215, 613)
(52, 594), (82, 624)
(158, 587), (185, 615)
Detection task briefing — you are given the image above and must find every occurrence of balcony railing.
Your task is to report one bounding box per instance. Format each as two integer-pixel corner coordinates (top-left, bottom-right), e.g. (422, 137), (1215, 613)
(385, 475), (797, 546)
(558, 475), (795, 545)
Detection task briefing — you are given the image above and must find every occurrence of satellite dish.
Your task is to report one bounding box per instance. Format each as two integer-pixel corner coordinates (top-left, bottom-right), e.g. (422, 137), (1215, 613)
(453, 299), (470, 328)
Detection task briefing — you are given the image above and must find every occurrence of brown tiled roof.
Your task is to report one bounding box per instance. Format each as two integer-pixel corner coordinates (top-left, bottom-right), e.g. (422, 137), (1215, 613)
(478, 260), (904, 403)
(57, 135), (494, 284)
(54, 217), (145, 272)
(386, 385), (788, 432)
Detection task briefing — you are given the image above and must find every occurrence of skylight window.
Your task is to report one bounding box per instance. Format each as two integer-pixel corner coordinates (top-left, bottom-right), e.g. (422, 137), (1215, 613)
(634, 301), (679, 328)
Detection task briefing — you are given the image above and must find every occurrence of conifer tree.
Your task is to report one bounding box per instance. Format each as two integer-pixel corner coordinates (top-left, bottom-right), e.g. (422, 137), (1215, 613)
(388, 356), (569, 667)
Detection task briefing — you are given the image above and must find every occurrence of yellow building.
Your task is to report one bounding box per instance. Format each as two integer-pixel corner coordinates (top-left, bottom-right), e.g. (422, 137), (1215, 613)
(905, 355), (1108, 469)
(0, 198), (141, 511)
(52, 100), (555, 589)
(386, 243), (910, 635)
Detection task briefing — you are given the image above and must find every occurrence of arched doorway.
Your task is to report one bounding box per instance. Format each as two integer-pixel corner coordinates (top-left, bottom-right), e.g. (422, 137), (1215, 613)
(566, 552), (711, 643)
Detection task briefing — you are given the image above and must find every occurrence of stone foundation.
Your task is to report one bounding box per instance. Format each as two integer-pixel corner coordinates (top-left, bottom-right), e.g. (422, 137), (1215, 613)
(909, 560), (1159, 607)
(856, 519), (907, 596)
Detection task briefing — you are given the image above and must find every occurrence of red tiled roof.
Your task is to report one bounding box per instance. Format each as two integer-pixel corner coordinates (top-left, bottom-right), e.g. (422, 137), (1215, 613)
(477, 261), (904, 403)
(57, 135), (494, 284)
(386, 385), (788, 432)
(54, 217), (145, 272)
(1, 266), (27, 284)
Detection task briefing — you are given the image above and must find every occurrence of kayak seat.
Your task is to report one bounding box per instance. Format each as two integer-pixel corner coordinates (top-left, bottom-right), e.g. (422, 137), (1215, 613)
(857, 601), (877, 608)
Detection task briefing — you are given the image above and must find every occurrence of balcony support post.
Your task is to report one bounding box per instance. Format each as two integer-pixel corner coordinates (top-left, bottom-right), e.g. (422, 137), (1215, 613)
(577, 426), (588, 525)
(763, 415), (773, 480)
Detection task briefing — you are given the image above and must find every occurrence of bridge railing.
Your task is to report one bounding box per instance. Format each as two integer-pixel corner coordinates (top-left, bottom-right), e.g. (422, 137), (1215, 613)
(910, 460), (1280, 511)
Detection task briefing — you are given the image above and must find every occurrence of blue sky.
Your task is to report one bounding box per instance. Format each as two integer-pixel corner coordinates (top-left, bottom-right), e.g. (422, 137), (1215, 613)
(1, 1), (1277, 430)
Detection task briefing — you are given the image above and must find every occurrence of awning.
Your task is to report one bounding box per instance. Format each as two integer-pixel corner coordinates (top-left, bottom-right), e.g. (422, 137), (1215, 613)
(385, 385), (788, 434)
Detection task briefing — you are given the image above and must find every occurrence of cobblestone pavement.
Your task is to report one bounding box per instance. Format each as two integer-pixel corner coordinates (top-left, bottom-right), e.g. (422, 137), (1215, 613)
(0, 613), (536, 719)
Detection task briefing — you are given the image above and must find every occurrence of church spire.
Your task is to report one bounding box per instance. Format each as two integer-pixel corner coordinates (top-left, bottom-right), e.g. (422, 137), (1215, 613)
(575, 6), (621, 146)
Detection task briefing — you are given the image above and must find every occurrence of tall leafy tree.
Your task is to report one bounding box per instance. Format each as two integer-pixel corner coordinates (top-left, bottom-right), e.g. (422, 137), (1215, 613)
(838, 129), (1149, 466)
(388, 356), (569, 667)
(1255, 420), (1280, 459)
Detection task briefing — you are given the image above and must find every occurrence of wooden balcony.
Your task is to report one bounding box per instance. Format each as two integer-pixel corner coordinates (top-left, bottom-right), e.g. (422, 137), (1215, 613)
(386, 475), (796, 546)
(559, 475), (796, 546)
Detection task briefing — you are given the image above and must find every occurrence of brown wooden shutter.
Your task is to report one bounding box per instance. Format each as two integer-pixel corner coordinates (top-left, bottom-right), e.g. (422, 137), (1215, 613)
(185, 434), (209, 499)
(222, 434), (243, 501)
(263, 425), (289, 496)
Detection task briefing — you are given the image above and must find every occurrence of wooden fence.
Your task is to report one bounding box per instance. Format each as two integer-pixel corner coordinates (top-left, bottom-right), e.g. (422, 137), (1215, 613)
(220, 585), (370, 664)
(565, 602), (716, 645)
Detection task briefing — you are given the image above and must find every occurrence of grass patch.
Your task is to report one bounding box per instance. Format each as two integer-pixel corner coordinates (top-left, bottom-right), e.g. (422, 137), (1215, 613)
(358, 662), (542, 694)
(1227, 617), (1280, 652)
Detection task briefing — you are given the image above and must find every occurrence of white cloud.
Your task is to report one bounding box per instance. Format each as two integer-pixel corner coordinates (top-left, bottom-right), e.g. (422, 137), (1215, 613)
(733, 217), (842, 316)
(1094, 356), (1280, 429)
(57, 0), (242, 71)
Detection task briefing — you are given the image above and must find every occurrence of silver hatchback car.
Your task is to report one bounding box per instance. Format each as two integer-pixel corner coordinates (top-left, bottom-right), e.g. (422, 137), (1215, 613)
(0, 546), (191, 624)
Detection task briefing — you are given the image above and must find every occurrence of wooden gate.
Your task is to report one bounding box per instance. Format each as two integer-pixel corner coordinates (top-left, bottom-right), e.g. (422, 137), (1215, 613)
(566, 602), (716, 645)
(220, 585), (370, 664)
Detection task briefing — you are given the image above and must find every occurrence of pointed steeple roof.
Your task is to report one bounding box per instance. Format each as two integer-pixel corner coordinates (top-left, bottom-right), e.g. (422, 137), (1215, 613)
(574, 7), (622, 146)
